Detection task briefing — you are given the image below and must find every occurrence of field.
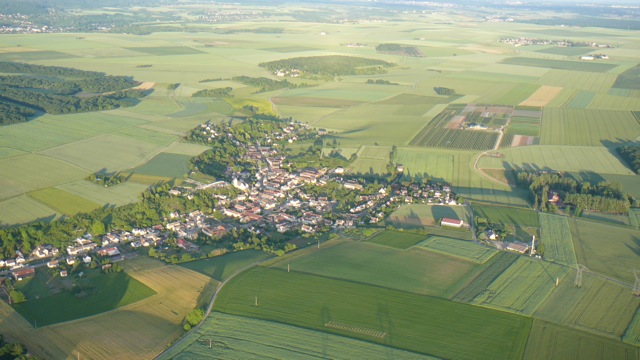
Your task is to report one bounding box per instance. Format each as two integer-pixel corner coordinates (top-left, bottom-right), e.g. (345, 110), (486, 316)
(417, 236), (498, 263)
(452, 251), (519, 303)
(471, 204), (539, 227)
(179, 250), (273, 282)
(570, 218), (640, 283)
(365, 229), (427, 249)
(128, 152), (194, 178)
(630, 208), (640, 229)
(581, 210), (631, 226)
(348, 146), (391, 174)
(538, 213), (577, 266)
(624, 308), (640, 346)
(524, 320), (639, 360)
(536, 46), (594, 56)
(519, 85), (563, 107)
(0, 195), (60, 225)
(55, 180), (150, 207)
(214, 267), (532, 360)
(501, 57), (618, 73)
(27, 188), (101, 216)
(535, 272), (640, 338)
(269, 240), (480, 298)
(386, 204), (470, 228)
(471, 257), (569, 315)
(160, 312), (434, 360)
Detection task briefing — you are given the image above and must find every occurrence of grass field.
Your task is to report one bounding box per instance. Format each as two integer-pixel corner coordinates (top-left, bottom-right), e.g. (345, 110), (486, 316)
(55, 180), (150, 207)
(417, 236), (498, 263)
(471, 257), (569, 315)
(270, 240), (479, 298)
(386, 204), (470, 227)
(471, 204), (539, 227)
(161, 312), (436, 360)
(524, 320), (639, 360)
(624, 308), (640, 346)
(452, 251), (520, 303)
(365, 230), (427, 249)
(215, 267), (532, 360)
(179, 250), (273, 282)
(536, 70), (617, 93)
(13, 271), (156, 326)
(502, 57), (617, 73)
(630, 209), (640, 229)
(570, 218), (640, 283)
(538, 213), (577, 266)
(0, 195), (60, 226)
(129, 152), (193, 178)
(581, 210), (631, 226)
(27, 187), (101, 216)
(535, 272), (640, 338)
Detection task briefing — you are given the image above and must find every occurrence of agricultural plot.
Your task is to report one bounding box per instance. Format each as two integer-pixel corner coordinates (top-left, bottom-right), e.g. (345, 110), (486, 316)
(566, 91), (596, 109)
(56, 180), (150, 208)
(471, 257), (569, 315)
(570, 218), (640, 283)
(128, 152), (193, 178)
(538, 213), (577, 266)
(27, 188), (101, 216)
(179, 250), (272, 282)
(629, 209), (640, 229)
(125, 46), (205, 56)
(366, 230), (427, 249)
(519, 85), (563, 107)
(478, 145), (636, 175)
(524, 320), (639, 360)
(452, 251), (520, 303)
(161, 313), (435, 360)
(535, 272), (640, 338)
(471, 204), (539, 227)
(215, 267), (532, 360)
(581, 210), (630, 226)
(115, 126), (179, 146)
(418, 236), (497, 263)
(540, 108), (640, 146)
(386, 204), (470, 229)
(624, 308), (640, 346)
(0, 195), (60, 226)
(502, 57), (617, 73)
(161, 142), (210, 156)
(588, 93), (640, 111)
(270, 240), (479, 298)
(536, 46), (594, 56)
(348, 146), (391, 174)
(536, 70), (617, 93)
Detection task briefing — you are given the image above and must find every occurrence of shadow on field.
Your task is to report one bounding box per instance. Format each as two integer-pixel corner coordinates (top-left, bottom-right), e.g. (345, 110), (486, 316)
(625, 236), (640, 257)
(431, 205), (459, 221)
(601, 139), (638, 173)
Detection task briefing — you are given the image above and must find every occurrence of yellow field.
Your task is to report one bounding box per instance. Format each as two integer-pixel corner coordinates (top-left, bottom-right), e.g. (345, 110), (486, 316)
(519, 86), (563, 107)
(0, 258), (215, 360)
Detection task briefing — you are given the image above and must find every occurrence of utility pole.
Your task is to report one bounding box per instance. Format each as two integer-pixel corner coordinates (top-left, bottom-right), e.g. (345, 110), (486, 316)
(575, 264), (588, 288)
(632, 270), (640, 297)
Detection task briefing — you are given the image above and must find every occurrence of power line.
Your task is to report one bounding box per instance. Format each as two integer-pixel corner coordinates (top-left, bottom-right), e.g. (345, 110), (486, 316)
(574, 264), (588, 288)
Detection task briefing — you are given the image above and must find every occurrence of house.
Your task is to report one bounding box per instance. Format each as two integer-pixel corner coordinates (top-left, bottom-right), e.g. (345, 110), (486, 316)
(83, 256), (92, 264)
(60, 270), (68, 277)
(66, 257), (76, 265)
(344, 181), (363, 190)
(396, 164), (404, 172)
(580, 55), (594, 61)
(506, 242), (529, 254)
(441, 218), (464, 228)
(12, 267), (35, 281)
(176, 238), (199, 252)
(97, 247), (121, 257)
(334, 167), (344, 174)
(47, 260), (59, 268)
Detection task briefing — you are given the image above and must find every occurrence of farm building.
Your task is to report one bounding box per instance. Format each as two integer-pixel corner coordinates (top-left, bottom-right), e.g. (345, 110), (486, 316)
(12, 267), (35, 281)
(506, 242), (529, 254)
(441, 218), (464, 228)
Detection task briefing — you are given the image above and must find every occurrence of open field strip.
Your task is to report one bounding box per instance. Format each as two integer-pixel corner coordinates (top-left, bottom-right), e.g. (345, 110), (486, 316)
(570, 218), (640, 283)
(0, 147), (26, 159)
(624, 308), (640, 346)
(55, 181), (150, 207)
(417, 236), (497, 263)
(519, 85), (563, 107)
(492, 83), (541, 106)
(524, 319), (639, 360)
(471, 257), (569, 315)
(538, 213), (577, 266)
(365, 230), (427, 249)
(501, 57), (618, 73)
(0, 195), (61, 225)
(128, 153), (193, 178)
(535, 272), (640, 338)
(159, 312), (435, 360)
(536, 70), (617, 92)
(479, 145), (636, 175)
(386, 204), (470, 229)
(269, 240), (480, 298)
(566, 91), (596, 109)
(27, 188), (101, 216)
(540, 108), (640, 146)
(214, 267), (532, 360)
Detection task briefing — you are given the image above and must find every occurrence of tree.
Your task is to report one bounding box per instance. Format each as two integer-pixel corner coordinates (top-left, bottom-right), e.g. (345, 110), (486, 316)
(185, 308), (205, 327)
(9, 290), (26, 304)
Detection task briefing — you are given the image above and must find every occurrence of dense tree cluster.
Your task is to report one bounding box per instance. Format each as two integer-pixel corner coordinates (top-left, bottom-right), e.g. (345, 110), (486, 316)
(375, 43), (404, 52)
(85, 173), (127, 187)
(366, 79), (398, 85)
(516, 171), (632, 214)
(0, 334), (28, 360)
(259, 56), (395, 78)
(617, 144), (640, 174)
(191, 87), (233, 97)
(231, 76), (310, 93)
(434, 87), (456, 95)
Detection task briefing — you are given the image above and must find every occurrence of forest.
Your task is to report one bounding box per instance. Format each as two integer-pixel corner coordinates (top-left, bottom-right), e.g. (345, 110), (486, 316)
(259, 55), (395, 78)
(617, 144), (640, 174)
(231, 76), (309, 93)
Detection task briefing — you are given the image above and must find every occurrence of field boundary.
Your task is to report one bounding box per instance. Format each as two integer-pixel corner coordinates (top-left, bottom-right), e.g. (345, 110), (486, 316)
(325, 321), (387, 338)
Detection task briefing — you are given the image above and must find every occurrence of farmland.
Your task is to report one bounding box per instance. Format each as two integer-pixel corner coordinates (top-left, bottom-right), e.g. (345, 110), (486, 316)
(128, 152), (194, 178)
(471, 204), (539, 228)
(214, 267), (532, 360)
(417, 236), (498, 263)
(452, 251), (520, 303)
(365, 229), (427, 249)
(501, 57), (617, 73)
(27, 188), (101, 216)
(538, 213), (577, 266)
(179, 250), (273, 282)
(386, 204), (470, 228)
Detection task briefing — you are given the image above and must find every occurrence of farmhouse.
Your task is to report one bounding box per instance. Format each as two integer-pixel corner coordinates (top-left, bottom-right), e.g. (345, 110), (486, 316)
(12, 267), (35, 281)
(441, 218), (464, 228)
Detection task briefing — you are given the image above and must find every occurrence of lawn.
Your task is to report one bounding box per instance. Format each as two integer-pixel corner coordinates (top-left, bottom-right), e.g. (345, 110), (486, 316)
(214, 267), (532, 360)
(538, 213), (577, 266)
(179, 250), (273, 282)
(471, 203), (539, 227)
(270, 240), (480, 298)
(129, 153), (194, 178)
(27, 187), (101, 216)
(418, 236), (498, 263)
(160, 312), (434, 360)
(13, 271), (156, 327)
(366, 230), (427, 249)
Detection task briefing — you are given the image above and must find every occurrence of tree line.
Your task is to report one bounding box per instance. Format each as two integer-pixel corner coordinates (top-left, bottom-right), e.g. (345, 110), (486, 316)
(231, 76), (312, 93)
(617, 144), (640, 174)
(259, 55), (395, 78)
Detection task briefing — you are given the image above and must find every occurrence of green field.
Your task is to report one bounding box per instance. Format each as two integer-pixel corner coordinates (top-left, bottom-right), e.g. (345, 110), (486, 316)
(215, 267), (532, 360)
(471, 204), (539, 227)
(129, 153), (193, 178)
(535, 272), (640, 338)
(0, 195), (60, 226)
(13, 271), (156, 326)
(536, 47), (594, 56)
(55, 180), (150, 207)
(418, 236), (497, 263)
(126, 46), (205, 56)
(27, 188), (101, 216)
(570, 218), (640, 283)
(386, 204), (470, 228)
(471, 257), (569, 315)
(524, 320), (639, 360)
(452, 251), (520, 303)
(581, 210), (631, 226)
(270, 240), (479, 298)
(160, 312), (435, 360)
(365, 230), (427, 249)
(630, 209), (640, 229)
(538, 213), (577, 266)
(624, 308), (640, 346)
(502, 57), (617, 73)
(179, 250), (273, 282)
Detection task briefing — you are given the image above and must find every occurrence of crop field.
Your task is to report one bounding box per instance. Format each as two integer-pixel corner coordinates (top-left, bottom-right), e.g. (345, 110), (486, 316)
(566, 91), (596, 109)
(365, 230), (427, 249)
(629, 209), (640, 229)
(452, 251), (520, 303)
(540, 108), (640, 146)
(535, 272), (640, 338)
(536, 46), (594, 56)
(536, 70), (617, 92)
(386, 204), (470, 230)
(270, 240), (479, 298)
(272, 96), (362, 108)
(588, 93), (640, 111)
(115, 126), (179, 146)
(161, 142), (210, 156)
(55, 180), (150, 207)
(471, 257), (569, 315)
(27, 188), (101, 216)
(524, 320), (639, 360)
(162, 312), (435, 360)
(624, 308), (640, 346)
(418, 236), (497, 263)
(471, 204), (539, 227)
(491, 83), (540, 105)
(179, 250), (273, 282)
(125, 46), (205, 56)
(215, 267), (532, 360)
(519, 85), (563, 107)
(129, 152), (193, 178)
(478, 145), (636, 175)
(507, 123), (540, 136)
(0, 195), (60, 226)
(581, 210), (630, 226)
(348, 158), (390, 174)
(538, 213), (577, 266)
(502, 57), (617, 73)
(570, 218), (640, 283)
